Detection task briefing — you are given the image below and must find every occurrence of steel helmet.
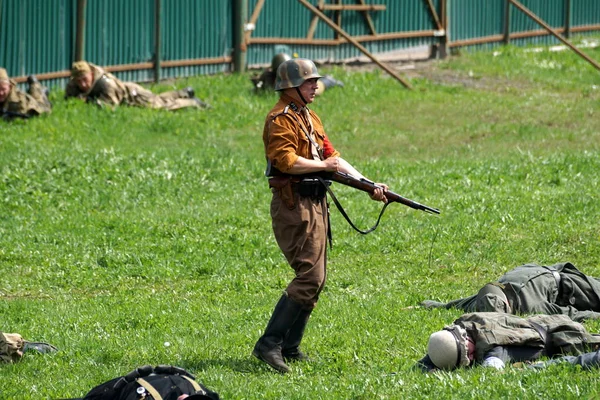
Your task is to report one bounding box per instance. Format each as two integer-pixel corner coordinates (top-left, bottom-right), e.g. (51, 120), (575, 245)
(427, 325), (471, 370)
(271, 53), (292, 73)
(275, 58), (322, 91)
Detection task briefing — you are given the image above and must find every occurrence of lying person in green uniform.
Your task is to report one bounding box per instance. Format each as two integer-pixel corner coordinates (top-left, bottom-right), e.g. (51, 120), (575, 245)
(418, 312), (600, 371)
(65, 61), (209, 110)
(1, 331), (57, 363)
(421, 262), (600, 322)
(0, 67), (51, 120)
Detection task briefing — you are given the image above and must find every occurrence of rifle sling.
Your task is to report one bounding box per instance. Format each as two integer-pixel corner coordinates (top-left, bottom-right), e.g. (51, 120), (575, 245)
(316, 176), (389, 235)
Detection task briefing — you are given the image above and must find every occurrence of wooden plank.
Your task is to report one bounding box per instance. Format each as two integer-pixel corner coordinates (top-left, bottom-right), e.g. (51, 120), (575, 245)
(298, 0), (412, 89)
(307, 0), (324, 40)
(321, 4), (385, 11)
(244, 0), (265, 43)
(249, 30), (439, 45)
(424, 0), (442, 31)
(510, 0), (600, 72)
(12, 57), (233, 83)
(357, 0), (377, 35)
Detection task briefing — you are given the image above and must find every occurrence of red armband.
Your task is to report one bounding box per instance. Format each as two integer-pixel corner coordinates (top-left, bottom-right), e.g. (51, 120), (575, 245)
(322, 135), (336, 158)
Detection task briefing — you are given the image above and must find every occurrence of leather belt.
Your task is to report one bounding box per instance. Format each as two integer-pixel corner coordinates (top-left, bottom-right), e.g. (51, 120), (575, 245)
(543, 266), (561, 289)
(529, 320), (551, 356)
(551, 270), (561, 289)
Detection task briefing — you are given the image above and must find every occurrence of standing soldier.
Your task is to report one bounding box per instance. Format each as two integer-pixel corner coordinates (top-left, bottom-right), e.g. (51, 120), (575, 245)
(0, 68), (51, 120)
(251, 53), (344, 95)
(252, 58), (387, 373)
(65, 61), (209, 110)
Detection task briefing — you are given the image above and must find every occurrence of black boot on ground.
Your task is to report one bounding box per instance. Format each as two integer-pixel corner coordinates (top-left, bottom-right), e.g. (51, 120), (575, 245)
(193, 97), (211, 109)
(282, 308), (312, 362)
(27, 75), (39, 86)
(253, 294), (304, 373)
(185, 86), (195, 98)
(23, 341), (58, 354)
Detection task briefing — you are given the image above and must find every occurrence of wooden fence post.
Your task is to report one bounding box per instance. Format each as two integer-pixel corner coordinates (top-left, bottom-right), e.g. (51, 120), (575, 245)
(233, 0), (247, 73)
(564, 0), (571, 39)
(75, 0), (87, 62)
(503, 0), (511, 45)
(154, 0), (161, 83)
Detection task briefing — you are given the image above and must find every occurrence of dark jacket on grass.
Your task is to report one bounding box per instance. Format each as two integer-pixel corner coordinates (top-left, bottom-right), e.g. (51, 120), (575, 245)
(422, 262), (600, 322)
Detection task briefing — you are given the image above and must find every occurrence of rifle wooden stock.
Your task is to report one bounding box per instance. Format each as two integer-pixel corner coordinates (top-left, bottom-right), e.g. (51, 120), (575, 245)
(324, 171), (440, 215)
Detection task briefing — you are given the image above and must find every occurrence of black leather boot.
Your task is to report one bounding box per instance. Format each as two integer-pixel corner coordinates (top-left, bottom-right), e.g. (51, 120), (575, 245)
(253, 294), (304, 373)
(282, 308), (312, 361)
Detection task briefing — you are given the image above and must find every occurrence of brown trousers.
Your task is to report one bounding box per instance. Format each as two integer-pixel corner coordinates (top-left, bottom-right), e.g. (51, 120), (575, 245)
(271, 189), (328, 309)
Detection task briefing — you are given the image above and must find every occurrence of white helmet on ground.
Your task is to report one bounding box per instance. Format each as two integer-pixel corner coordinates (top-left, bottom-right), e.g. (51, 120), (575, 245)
(427, 325), (471, 370)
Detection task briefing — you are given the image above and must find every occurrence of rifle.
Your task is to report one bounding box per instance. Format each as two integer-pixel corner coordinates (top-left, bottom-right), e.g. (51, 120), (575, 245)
(304, 171), (438, 236)
(324, 171), (440, 215)
(1, 109), (30, 120)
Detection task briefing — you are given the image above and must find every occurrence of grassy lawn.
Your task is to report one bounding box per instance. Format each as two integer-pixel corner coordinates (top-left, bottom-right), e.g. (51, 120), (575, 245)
(1, 37), (600, 399)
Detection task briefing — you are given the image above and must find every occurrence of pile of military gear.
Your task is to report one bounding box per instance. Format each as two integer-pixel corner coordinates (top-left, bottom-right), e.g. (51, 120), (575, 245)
(75, 365), (220, 400)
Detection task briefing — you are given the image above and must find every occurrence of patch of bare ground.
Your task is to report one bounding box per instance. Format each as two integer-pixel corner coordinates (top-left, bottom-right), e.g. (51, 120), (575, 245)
(341, 58), (534, 92)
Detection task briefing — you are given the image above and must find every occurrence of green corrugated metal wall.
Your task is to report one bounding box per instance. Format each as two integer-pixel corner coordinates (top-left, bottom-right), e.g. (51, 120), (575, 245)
(0, 0), (75, 85)
(573, 0), (600, 25)
(246, 0), (442, 66)
(1, 0), (599, 88)
(84, 0), (155, 82)
(83, 0), (231, 83)
(448, 0), (600, 50)
(160, 0), (232, 79)
(448, 0), (505, 42)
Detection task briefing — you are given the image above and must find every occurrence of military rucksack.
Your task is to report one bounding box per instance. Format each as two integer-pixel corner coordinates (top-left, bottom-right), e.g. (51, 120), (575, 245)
(76, 364), (220, 400)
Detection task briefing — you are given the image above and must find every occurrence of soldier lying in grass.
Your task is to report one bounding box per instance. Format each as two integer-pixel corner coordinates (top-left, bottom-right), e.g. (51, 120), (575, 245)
(1, 331), (57, 363)
(418, 312), (600, 371)
(65, 61), (209, 110)
(0, 67), (51, 120)
(421, 262), (600, 322)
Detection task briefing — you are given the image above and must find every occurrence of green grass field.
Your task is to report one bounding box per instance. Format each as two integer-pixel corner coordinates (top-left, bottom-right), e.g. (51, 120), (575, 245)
(1, 38), (600, 399)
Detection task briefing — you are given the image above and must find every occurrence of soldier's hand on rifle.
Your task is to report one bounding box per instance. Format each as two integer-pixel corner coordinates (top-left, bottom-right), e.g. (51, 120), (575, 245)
(323, 157), (340, 172)
(370, 183), (388, 203)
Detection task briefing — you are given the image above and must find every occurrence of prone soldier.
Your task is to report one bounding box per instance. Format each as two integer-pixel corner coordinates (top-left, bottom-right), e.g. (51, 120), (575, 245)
(421, 262), (600, 322)
(1, 331), (57, 363)
(0, 67), (51, 120)
(418, 312), (600, 371)
(65, 61), (209, 110)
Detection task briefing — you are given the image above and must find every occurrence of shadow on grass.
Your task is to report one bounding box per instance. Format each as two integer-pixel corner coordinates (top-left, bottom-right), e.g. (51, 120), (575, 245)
(180, 357), (275, 374)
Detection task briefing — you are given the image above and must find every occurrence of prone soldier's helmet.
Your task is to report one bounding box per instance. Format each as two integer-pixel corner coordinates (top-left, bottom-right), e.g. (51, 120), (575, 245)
(271, 53), (292, 73)
(475, 283), (511, 313)
(71, 61), (91, 78)
(275, 58), (322, 91)
(427, 325), (471, 370)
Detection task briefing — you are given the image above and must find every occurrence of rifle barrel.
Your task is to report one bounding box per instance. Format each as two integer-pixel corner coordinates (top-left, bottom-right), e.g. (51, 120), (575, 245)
(328, 171), (440, 215)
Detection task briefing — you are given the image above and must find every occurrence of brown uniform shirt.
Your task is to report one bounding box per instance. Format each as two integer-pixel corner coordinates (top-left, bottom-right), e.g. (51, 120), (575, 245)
(263, 93), (340, 173)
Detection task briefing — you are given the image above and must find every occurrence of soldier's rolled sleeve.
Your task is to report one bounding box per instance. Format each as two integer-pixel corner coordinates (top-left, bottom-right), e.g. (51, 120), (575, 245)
(266, 116), (300, 173)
